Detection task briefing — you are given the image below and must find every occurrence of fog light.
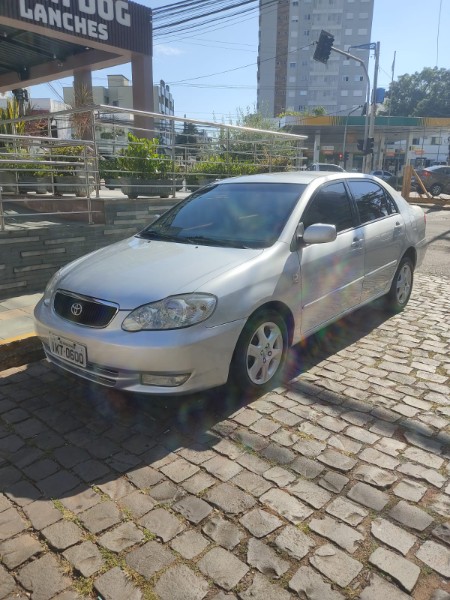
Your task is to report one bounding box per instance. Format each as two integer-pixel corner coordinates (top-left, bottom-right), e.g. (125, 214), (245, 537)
(141, 373), (191, 387)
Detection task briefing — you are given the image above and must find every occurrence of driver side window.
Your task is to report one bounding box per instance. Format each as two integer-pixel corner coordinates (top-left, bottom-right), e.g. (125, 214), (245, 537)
(302, 182), (355, 233)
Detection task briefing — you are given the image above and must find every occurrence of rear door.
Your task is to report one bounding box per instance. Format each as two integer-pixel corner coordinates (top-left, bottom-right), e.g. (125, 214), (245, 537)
(346, 179), (405, 302)
(298, 181), (364, 335)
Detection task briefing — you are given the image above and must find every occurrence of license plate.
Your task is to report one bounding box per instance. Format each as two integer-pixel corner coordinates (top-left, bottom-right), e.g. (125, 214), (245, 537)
(48, 332), (87, 368)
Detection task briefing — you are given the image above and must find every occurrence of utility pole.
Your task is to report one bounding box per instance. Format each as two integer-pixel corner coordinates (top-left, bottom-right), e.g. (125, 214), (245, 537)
(367, 42), (380, 171)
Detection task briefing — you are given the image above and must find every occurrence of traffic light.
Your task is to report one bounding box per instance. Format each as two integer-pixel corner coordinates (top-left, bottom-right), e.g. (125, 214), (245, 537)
(357, 139), (365, 152)
(366, 137), (374, 154)
(313, 30), (334, 64)
(344, 152), (349, 161)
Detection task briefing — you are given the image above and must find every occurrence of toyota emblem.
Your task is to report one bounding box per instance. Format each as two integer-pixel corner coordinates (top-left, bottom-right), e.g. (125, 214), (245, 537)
(71, 302), (83, 316)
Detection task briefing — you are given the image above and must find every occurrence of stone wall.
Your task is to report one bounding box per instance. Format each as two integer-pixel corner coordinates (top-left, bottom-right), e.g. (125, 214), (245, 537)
(0, 198), (176, 300)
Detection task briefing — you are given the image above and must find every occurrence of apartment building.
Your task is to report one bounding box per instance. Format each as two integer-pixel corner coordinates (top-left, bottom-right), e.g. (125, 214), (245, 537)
(257, 0), (374, 117)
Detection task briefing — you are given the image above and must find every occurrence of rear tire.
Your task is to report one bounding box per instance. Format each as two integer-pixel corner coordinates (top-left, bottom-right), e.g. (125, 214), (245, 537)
(430, 183), (443, 197)
(385, 256), (414, 312)
(231, 310), (288, 394)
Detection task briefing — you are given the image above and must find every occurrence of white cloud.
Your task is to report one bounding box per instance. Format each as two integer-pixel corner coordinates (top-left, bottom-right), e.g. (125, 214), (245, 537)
(155, 45), (184, 57)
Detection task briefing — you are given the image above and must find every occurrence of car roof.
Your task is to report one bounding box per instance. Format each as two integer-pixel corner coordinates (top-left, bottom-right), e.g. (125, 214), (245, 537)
(214, 171), (369, 185)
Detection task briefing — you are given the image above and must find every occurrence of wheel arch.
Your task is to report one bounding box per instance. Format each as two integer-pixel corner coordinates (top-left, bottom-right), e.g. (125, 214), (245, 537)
(245, 301), (295, 347)
(402, 246), (417, 269)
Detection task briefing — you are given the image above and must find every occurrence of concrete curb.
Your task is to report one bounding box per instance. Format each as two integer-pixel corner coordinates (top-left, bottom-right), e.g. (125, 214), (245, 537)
(0, 334), (44, 370)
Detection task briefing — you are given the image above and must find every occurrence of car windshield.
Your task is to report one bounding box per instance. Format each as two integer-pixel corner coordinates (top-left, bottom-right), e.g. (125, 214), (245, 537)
(138, 182), (306, 249)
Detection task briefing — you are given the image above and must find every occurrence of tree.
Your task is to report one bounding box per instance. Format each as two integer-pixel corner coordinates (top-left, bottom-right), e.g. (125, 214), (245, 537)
(384, 67), (450, 117)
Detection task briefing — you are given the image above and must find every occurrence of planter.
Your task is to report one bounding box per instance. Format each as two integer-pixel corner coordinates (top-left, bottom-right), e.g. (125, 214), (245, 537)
(0, 170), (18, 194)
(104, 178), (123, 190)
(55, 175), (94, 197)
(120, 178), (180, 199)
(19, 175), (52, 194)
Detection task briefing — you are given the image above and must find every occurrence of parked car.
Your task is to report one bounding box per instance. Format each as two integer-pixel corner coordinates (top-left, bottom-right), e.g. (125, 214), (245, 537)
(412, 165), (450, 196)
(306, 163), (345, 172)
(370, 170), (397, 187)
(34, 172), (427, 395)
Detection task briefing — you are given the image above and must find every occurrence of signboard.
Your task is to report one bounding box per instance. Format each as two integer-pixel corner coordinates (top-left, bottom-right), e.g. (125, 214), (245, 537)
(0, 0), (151, 54)
(322, 145), (335, 151)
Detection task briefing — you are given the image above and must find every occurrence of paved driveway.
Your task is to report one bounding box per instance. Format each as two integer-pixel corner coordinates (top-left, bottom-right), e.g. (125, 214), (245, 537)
(1, 272), (449, 600)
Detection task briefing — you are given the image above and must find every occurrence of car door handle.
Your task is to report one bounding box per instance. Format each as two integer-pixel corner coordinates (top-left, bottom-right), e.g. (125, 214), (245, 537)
(351, 237), (363, 249)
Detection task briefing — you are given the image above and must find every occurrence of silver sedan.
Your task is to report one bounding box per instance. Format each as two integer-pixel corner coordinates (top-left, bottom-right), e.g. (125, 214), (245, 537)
(34, 172), (427, 395)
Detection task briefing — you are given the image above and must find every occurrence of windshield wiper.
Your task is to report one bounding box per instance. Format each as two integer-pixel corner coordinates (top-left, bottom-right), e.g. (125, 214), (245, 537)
(183, 235), (250, 249)
(137, 230), (180, 242)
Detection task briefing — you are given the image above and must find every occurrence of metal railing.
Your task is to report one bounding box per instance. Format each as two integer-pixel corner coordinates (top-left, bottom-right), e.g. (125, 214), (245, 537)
(0, 105), (307, 230)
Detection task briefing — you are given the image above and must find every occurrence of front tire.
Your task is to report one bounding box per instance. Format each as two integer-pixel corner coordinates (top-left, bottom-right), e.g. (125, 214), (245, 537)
(231, 310), (288, 393)
(385, 256), (414, 312)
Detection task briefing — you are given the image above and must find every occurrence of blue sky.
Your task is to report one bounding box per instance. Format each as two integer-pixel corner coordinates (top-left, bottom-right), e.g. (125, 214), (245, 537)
(29, 0), (450, 121)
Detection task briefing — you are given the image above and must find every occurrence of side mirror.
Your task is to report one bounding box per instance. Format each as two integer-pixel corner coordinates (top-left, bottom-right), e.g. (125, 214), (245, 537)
(302, 223), (337, 244)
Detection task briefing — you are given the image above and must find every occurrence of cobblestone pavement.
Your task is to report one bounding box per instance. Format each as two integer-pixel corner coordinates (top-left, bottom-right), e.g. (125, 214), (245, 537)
(1, 272), (449, 600)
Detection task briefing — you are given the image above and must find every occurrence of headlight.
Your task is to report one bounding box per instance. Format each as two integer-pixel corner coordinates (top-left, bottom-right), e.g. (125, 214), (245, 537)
(122, 294), (217, 331)
(43, 269), (63, 306)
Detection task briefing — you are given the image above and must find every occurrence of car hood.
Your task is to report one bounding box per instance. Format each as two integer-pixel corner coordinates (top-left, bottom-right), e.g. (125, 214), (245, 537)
(57, 236), (263, 309)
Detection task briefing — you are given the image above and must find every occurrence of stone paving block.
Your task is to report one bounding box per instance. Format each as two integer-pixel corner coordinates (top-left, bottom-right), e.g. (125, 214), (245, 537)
(173, 495), (213, 524)
(198, 547), (249, 591)
(94, 566), (142, 600)
(288, 479), (331, 509)
(23, 500), (62, 530)
(239, 573), (291, 600)
(0, 564), (16, 599)
(126, 465), (164, 489)
(125, 540), (175, 579)
(203, 455), (243, 482)
(247, 537), (290, 578)
(182, 472), (217, 495)
(359, 573), (411, 600)
(154, 564), (209, 600)
(371, 517), (417, 556)
(317, 449), (357, 472)
(353, 465), (397, 489)
(432, 522), (450, 545)
(5, 479), (41, 506)
(261, 443), (295, 465)
(250, 417), (281, 436)
(212, 439), (244, 460)
(345, 426), (379, 444)
(369, 547), (420, 593)
(359, 447), (400, 470)
(202, 515), (244, 550)
(416, 540), (450, 577)
(178, 444), (217, 464)
(205, 482), (256, 515)
(0, 493), (12, 513)
(398, 462), (446, 488)
(0, 506), (27, 540)
(298, 421), (331, 441)
(231, 470), (272, 497)
(310, 543), (363, 588)
(289, 565), (344, 600)
(17, 553), (71, 599)
(42, 520), (84, 550)
(119, 490), (156, 518)
(79, 500), (122, 534)
(98, 521), (144, 552)
(139, 507), (185, 542)
(290, 455), (325, 479)
(161, 457), (200, 483)
(318, 471), (349, 494)
(232, 428), (269, 452)
(97, 478), (136, 500)
(0, 533), (42, 568)
(347, 482), (389, 511)
(37, 470), (81, 498)
(149, 480), (185, 504)
(72, 459), (111, 483)
(263, 466), (295, 487)
(403, 446), (444, 470)
(326, 497), (368, 526)
(328, 434), (362, 455)
(293, 438), (326, 458)
(274, 524), (315, 560)
(272, 408), (302, 426)
(233, 408), (261, 427)
(60, 487), (102, 515)
(389, 500), (434, 531)
(270, 428), (299, 447)
(260, 488), (313, 524)
(236, 453), (271, 475)
(170, 530), (209, 559)
(309, 516), (363, 553)
(63, 541), (104, 577)
(430, 494), (450, 518)
(239, 508), (282, 538)
(393, 478), (427, 502)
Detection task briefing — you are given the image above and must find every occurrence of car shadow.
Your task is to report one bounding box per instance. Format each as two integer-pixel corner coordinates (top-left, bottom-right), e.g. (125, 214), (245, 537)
(0, 299), (395, 506)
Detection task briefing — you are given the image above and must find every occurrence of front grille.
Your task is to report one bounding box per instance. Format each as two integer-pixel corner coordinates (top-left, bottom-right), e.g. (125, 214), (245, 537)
(54, 291), (118, 328)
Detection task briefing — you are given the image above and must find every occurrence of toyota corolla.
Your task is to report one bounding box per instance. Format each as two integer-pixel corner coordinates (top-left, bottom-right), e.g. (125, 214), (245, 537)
(34, 172), (427, 395)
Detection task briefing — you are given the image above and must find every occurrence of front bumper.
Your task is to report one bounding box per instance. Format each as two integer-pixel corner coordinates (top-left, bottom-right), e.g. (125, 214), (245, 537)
(34, 299), (245, 394)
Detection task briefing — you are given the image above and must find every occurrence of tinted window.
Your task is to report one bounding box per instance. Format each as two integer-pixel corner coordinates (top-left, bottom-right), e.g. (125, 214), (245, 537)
(347, 180), (398, 224)
(139, 182), (306, 248)
(302, 182), (354, 232)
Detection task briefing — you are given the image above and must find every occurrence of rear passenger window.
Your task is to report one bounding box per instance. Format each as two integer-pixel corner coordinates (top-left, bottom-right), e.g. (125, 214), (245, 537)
(302, 182), (354, 232)
(347, 180), (398, 224)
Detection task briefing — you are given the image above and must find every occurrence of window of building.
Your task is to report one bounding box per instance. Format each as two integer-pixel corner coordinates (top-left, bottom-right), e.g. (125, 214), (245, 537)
(292, 17), (299, 22)
(305, 14), (311, 20)
(354, 75), (364, 82)
(345, 29), (353, 35)
(353, 90), (363, 96)
(341, 90), (349, 96)
(292, 0), (299, 4)
(358, 28), (368, 34)
(303, 30), (310, 36)
(431, 137), (443, 145)
(300, 90), (307, 95)
(412, 138), (420, 145)
(291, 30), (298, 37)
(359, 12), (369, 18)
(290, 62), (297, 68)
(346, 12), (354, 18)
(288, 91), (295, 98)
(298, 104), (306, 111)
(343, 76), (349, 82)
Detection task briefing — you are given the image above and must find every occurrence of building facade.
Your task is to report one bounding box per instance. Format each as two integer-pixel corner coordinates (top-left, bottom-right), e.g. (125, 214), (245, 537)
(257, 0), (374, 118)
